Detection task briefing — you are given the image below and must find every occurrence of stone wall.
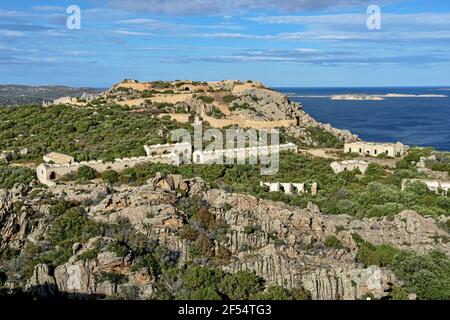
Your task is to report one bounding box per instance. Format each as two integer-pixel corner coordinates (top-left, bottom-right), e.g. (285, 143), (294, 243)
(36, 154), (179, 187)
(202, 114), (296, 129)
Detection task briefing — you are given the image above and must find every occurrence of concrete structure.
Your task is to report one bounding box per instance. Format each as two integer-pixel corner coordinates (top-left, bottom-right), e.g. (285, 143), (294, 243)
(344, 142), (407, 158)
(192, 143), (297, 164)
(401, 179), (450, 196)
(260, 181), (318, 196)
(37, 143), (189, 187)
(43, 152), (75, 165)
(330, 160), (369, 174)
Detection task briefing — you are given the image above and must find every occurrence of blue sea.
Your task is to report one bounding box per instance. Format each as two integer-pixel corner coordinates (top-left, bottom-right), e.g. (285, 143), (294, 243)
(276, 87), (450, 151)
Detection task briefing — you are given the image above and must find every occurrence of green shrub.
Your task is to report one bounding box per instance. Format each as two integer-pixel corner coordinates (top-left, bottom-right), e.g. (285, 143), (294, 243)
(219, 271), (264, 300)
(101, 170), (118, 184)
(223, 95), (238, 103)
(354, 236), (450, 300)
(77, 165), (97, 182)
(305, 127), (343, 149)
(188, 287), (222, 300)
(199, 96), (214, 104)
(47, 207), (103, 246)
(324, 236), (343, 249)
(77, 248), (99, 261)
(0, 165), (36, 189)
(391, 251), (450, 300)
(182, 266), (222, 291)
(252, 286), (293, 300)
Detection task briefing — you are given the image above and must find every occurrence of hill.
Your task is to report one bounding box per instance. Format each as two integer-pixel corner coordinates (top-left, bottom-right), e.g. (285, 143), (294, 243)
(0, 84), (103, 106)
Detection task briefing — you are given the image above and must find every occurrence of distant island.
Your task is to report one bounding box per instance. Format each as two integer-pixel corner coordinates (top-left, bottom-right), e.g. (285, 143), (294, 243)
(331, 93), (447, 101)
(331, 95), (385, 101)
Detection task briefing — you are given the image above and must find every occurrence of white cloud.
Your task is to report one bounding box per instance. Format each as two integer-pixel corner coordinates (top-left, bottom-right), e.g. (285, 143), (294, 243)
(0, 29), (26, 37)
(113, 30), (155, 36)
(104, 0), (389, 15)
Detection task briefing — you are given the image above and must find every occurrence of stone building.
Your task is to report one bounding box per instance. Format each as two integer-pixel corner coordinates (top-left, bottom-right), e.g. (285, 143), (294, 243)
(344, 142), (407, 157)
(260, 181), (318, 195)
(43, 152), (75, 165)
(330, 160), (369, 174)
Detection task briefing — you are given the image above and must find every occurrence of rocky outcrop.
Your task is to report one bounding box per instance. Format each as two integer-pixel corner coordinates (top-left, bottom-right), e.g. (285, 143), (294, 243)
(326, 210), (450, 255)
(0, 189), (12, 223)
(202, 189), (447, 299)
(2, 173), (447, 300)
(26, 264), (58, 297)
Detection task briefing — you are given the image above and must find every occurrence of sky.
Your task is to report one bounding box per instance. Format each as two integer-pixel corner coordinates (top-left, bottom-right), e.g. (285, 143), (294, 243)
(0, 0), (450, 87)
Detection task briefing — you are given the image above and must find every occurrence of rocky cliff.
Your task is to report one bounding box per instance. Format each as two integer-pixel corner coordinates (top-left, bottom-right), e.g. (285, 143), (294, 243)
(1, 174), (447, 300)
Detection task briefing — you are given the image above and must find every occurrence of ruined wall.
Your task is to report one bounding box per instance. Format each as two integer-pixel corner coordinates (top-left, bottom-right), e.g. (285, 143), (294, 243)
(330, 160), (369, 174)
(260, 181), (318, 195)
(202, 114), (296, 129)
(144, 142), (191, 157)
(37, 154), (179, 186)
(192, 143), (298, 164)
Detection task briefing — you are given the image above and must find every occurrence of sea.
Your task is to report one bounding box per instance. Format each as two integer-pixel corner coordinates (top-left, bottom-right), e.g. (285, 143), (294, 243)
(276, 87), (450, 151)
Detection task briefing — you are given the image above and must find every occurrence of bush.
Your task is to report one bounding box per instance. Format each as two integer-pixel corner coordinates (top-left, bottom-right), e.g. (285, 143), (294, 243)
(0, 165), (36, 189)
(404, 181), (431, 196)
(223, 95), (238, 103)
(391, 251), (450, 300)
(356, 243), (399, 267)
(188, 287), (222, 300)
(365, 163), (384, 177)
(324, 236), (343, 249)
(354, 236), (450, 300)
(396, 159), (409, 169)
(77, 165), (97, 182)
(101, 170), (118, 184)
(47, 207), (103, 246)
(252, 286), (293, 300)
(182, 266), (222, 291)
(199, 96), (214, 104)
(219, 271), (264, 300)
(77, 248), (99, 261)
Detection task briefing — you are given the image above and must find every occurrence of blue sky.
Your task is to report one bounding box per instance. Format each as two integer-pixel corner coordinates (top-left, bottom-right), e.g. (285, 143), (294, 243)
(1, 0), (450, 87)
